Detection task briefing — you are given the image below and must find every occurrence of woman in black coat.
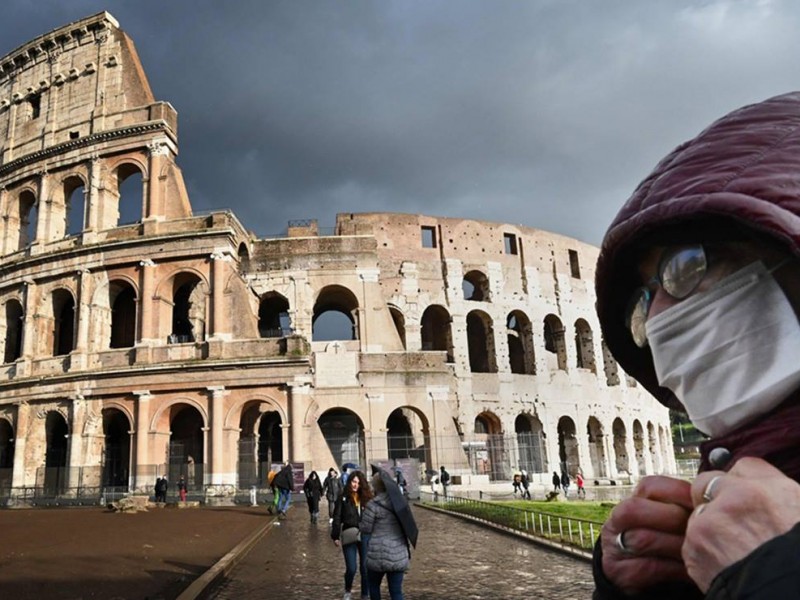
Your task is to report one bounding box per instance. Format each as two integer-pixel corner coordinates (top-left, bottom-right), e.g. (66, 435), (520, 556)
(303, 471), (323, 524)
(331, 469), (372, 600)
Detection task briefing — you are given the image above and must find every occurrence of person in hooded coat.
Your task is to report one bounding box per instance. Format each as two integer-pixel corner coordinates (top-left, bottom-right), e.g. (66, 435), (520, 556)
(323, 467), (343, 524)
(592, 91), (800, 599)
(272, 462), (294, 518)
(303, 470), (323, 524)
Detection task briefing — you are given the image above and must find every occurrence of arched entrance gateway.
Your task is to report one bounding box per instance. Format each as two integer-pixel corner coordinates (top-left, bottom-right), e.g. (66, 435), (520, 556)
(514, 414), (546, 474)
(43, 412), (68, 496)
(613, 418), (630, 477)
(102, 408), (131, 490)
(557, 416), (579, 475)
(472, 412), (505, 481)
(237, 402), (283, 488)
(318, 409), (365, 469)
(587, 416), (608, 478)
(168, 405), (204, 491)
(0, 419), (14, 492)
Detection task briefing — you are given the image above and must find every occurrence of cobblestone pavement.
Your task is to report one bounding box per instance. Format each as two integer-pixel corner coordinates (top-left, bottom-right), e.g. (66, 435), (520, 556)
(211, 504), (594, 600)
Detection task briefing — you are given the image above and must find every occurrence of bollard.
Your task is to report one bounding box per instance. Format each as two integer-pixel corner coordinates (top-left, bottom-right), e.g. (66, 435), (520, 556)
(250, 486), (257, 507)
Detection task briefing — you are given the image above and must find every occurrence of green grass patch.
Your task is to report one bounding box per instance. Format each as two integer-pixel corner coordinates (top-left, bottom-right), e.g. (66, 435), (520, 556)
(504, 500), (614, 523)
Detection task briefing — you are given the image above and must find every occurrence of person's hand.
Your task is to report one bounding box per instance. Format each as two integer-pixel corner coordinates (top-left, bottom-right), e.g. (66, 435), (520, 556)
(334, 539), (340, 547)
(600, 476), (694, 595)
(684, 457), (800, 592)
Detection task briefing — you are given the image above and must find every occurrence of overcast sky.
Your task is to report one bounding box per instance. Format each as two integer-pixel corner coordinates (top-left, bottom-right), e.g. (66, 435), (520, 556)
(4, 0), (800, 245)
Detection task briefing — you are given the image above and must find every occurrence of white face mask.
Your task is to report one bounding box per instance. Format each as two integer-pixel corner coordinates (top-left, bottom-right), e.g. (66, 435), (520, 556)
(646, 261), (800, 438)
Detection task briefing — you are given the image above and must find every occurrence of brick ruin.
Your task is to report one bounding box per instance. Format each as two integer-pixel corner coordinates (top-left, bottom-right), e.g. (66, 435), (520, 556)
(0, 13), (673, 502)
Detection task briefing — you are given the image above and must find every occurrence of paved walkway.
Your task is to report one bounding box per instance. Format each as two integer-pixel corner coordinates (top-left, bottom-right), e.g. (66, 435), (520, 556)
(211, 504), (594, 599)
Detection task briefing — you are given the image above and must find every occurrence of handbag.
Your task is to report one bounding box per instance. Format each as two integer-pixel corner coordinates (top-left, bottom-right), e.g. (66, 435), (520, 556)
(341, 527), (361, 545)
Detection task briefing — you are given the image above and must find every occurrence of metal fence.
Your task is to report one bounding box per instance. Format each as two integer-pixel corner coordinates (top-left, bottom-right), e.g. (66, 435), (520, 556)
(421, 492), (601, 554)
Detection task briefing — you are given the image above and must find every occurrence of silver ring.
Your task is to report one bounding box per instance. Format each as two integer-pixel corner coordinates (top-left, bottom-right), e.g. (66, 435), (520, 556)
(702, 475), (723, 503)
(615, 531), (634, 555)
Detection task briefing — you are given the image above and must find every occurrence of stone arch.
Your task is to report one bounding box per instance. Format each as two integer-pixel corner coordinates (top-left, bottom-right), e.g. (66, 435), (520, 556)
(386, 406), (431, 471)
(109, 279), (138, 348)
(258, 292), (291, 338)
(420, 304), (453, 362)
(237, 399), (284, 487)
(507, 310), (535, 375)
(3, 297), (23, 363)
(388, 305), (406, 350)
(466, 310), (497, 373)
(575, 318), (596, 372)
(543, 314), (567, 371)
(633, 419), (645, 476)
(557, 416), (579, 474)
(312, 285), (359, 341)
(237, 242), (250, 271)
(9, 188), (38, 251)
(43, 411), (69, 495)
(318, 408), (366, 468)
(51, 288), (76, 356)
(102, 407), (131, 489)
(113, 161), (146, 226)
(473, 411), (505, 480)
(463, 270), (490, 301)
(587, 416), (608, 478)
(612, 417), (629, 476)
(150, 398), (209, 433)
(167, 403), (206, 489)
(0, 417), (14, 490)
(62, 173), (88, 238)
(162, 271), (209, 344)
(515, 413), (545, 473)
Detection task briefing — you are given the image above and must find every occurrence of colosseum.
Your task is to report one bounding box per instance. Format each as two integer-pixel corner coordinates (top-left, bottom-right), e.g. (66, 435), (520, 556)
(0, 12), (673, 503)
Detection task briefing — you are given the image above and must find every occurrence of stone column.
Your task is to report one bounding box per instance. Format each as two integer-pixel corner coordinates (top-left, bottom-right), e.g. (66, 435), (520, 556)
(133, 391), (151, 491)
(138, 260), (156, 345)
(11, 402), (30, 491)
(146, 140), (170, 219)
(287, 383), (310, 463)
(576, 428), (594, 480)
(17, 279), (36, 377)
(209, 251), (232, 340)
(0, 186), (8, 254)
(71, 270), (92, 370)
(207, 386), (231, 485)
(66, 395), (87, 493)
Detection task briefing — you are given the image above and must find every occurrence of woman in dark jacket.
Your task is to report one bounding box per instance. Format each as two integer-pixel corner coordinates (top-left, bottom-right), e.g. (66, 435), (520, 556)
(331, 469), (372, 600)
(303, 471), (323, 524)
(593, 91), (800, 599)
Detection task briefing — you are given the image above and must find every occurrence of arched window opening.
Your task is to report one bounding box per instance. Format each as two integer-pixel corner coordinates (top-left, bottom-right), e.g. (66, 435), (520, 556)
(169, 405), (204, 491)
(472, 411), (504, 481)
(52, 289), (75, 356)
(515, 414), (545, 473)
(258, 292), (291, 338)
(587, 417), (608, 478)
(0, 419), (15, 491)
(386, 408), (430, 475)
(467, 310), (496, 373)
(557, 416), (579, 475)
(387, 409), (413, 459)
(64, 177), (86, 237)
(237, 403), (283, 488)
(102, 409), (131, 489)
(602, 340), (620, 386)
(318, 408), (365, 468)
(170, 274), (205, 344)
(117, 165), (144, 226)
(613, 418), (629, 476)
(18, 190), (37, 250)
(420, 305), (453, 362)
(507, 311), (535, 375)
(110, 282), (137, 348)
(258, 412), (283, 470)
(4, 300), (23, 363)
(575, 319), (596, 372)
(312, 285), (359, 341)
(44, 412), (68, 495)
(237, 243), (250, 271)
(462, 270), (490, 301)
(389, 307), (406, 349)
(543, 314), (567, 371)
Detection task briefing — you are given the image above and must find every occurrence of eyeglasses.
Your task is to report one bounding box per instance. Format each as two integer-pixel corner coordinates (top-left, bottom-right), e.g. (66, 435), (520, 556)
(626, 244), (708, 348)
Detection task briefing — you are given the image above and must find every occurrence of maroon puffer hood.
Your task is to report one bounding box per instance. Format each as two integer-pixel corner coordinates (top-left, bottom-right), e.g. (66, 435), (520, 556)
(596, 91), (800, 410)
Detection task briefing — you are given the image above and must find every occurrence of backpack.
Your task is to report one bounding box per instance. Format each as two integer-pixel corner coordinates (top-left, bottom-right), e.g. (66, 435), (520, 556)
(441, 469), (450, 483)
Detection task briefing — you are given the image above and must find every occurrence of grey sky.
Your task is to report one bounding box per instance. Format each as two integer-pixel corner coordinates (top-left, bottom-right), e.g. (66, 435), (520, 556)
(4, 0), (800, 245)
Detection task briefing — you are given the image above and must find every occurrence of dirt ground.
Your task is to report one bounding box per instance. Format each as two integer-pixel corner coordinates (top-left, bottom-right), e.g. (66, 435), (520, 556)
(0, 504), (268, 600)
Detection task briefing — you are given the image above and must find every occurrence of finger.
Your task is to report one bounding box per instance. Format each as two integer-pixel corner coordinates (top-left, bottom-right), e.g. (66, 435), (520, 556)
(726, 456), (784, 479)
(690, 471), (725, 508)
(633, 476), (694, 511)
(610, 496), (692, 535)
(610, 528), (685, 560)
(602, 554), (692, 595)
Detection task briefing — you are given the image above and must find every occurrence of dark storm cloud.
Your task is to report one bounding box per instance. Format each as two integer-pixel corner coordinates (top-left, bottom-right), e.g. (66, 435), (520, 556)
(3, 0), (800, 244)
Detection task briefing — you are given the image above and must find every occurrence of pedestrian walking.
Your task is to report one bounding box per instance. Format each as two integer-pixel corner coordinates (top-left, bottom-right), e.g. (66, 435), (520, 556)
(272, 462), (294, 518)
(154, 476), (162, 503)
(266, 468), (279, 515)
(394, 467), (407, 498)
(576, 472), (586, 499)
(178, 475), (187, 502)
(361, 469), (414, 600)
(332, 469), (372, 600)
(303, 470), (323, 524)
(560, 471), (570, 499)
(520, 470), (532, 500)
(551, 471), (561, 494)
(439, 466), (450, 499)
(323, 467), (343, 524)
(512, 470), (522, 496)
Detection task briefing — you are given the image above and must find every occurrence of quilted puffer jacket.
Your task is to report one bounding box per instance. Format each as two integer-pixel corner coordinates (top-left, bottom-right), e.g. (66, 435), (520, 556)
(359, 492), (409, 573)
(596, 91), (800, 411)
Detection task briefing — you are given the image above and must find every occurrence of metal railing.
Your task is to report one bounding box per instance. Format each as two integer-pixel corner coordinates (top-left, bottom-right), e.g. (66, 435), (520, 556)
(421, 492), (601, 553)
